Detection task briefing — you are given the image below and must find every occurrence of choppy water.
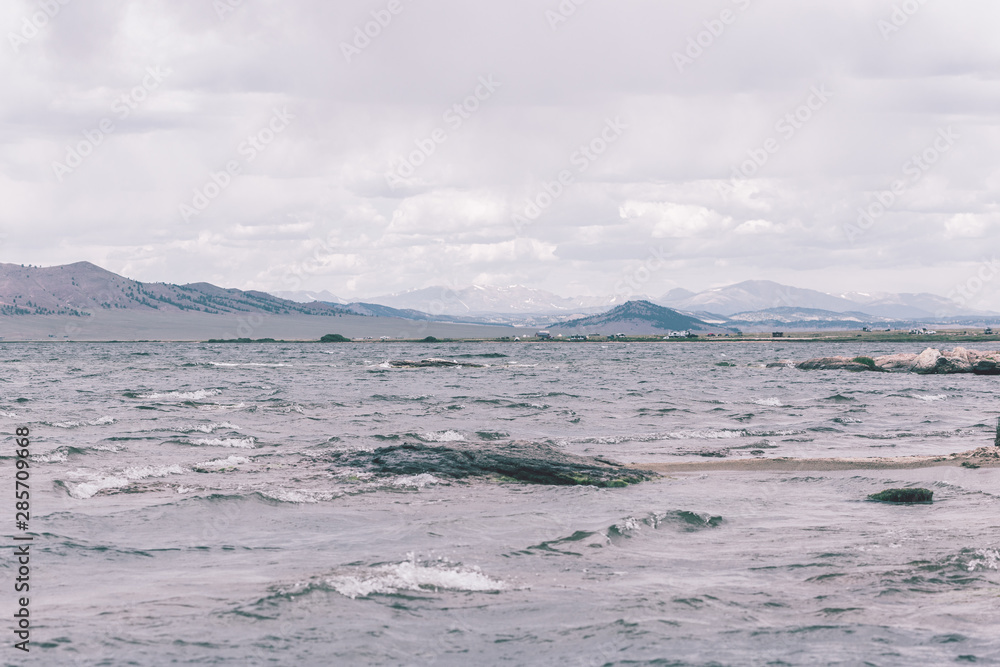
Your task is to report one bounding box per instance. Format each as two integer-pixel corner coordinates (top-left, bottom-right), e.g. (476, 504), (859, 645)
(3, 341), (999, 665)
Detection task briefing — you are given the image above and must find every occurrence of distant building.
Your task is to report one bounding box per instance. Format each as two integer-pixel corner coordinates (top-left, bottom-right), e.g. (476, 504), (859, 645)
(536, 330), (552, 340)
(985, 327), (994, 335)
(772, 332), (784, 338)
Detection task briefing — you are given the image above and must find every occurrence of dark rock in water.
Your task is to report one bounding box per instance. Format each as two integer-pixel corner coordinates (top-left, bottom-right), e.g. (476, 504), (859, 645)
(796, 357), (872, 372)
(974, 359), (1000, 375)
(329, 441), (657, 487)
(387, 358), (484, 368)
(867, 488), (933, 503)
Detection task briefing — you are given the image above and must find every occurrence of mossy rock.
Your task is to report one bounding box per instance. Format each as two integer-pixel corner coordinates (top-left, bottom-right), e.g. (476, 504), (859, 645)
(851, 356), (878, 370)
(868, 487), (933, 503)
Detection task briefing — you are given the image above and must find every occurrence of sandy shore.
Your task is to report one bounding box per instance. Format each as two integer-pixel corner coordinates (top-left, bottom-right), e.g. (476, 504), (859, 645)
(636, 446), (1000, 473)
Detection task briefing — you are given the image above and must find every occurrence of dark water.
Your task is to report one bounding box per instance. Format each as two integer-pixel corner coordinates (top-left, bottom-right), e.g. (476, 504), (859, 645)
(3, 341), (999, 665)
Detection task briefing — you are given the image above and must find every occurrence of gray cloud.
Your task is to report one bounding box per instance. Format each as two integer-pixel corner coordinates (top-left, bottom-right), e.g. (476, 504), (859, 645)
(1, 0), (998, 308)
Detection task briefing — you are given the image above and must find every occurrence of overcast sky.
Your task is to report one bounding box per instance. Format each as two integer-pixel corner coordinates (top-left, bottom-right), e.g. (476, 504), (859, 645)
(1, 0), (998, 307)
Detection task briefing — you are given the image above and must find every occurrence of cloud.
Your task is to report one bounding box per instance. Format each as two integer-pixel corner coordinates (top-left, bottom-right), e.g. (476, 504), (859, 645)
(0, 0), (999, 306)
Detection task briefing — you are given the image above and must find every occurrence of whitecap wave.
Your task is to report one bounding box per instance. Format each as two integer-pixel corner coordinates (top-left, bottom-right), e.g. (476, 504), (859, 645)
(67, 464), (185, 499)
(50, 416), (116, 428)
(753, 397), (785, 407)
(192, 437), (256, 448)
(190, 421), (241, 433)
(195, 455), (249, 470)
(966, 548), (999, 572)
(419, 430), (466, 443)
(31, 450), (68, 463)
(391, 473), (445, 488)
(143, 389), (222, 401)
(258, 488), (340, 503)
(326, 557), (507, 599)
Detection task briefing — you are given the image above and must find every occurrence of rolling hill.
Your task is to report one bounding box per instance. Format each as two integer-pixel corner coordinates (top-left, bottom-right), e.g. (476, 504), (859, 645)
(549, 300), (722, 335)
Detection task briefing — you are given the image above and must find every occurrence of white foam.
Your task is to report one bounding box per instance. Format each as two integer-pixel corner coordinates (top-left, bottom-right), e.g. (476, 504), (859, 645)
(67, 464), (185, 499)
(31, 450), (68, 463)
(753, 397), (785, 407)
(50, 416), (116, 428)
(327, 558), (507, 599)
(0, 411), (17, 418)
(195, 455), (249, 469)
(89, 444), (126, 452)
(143, 389), (222, 401)
(198, 402), (247, 411)
(192, 437), (256, 448)
(391, 473), (444, 488)
(967, 548), (999, 572)
(420, 430), (465, 443)
(259, 488), (340, 504)
(913, 394), (947, 402)
(191, 421), (241, 433)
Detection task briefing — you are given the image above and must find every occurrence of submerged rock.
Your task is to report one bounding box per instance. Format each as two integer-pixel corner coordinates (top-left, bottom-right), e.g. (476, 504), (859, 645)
(795, 357), (873, 371)
(868, 488), (933, 503)
(329, 441), (658, 487)
(387, 358), (484, 368)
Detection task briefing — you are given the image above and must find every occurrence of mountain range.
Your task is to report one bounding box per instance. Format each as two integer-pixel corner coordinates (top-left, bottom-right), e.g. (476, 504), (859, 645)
(1, 263), (997, 338)
(284, 279), (992, 321)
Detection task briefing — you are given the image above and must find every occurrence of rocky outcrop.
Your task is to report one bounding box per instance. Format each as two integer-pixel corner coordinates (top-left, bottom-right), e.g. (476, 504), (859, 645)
(795, 357), (873, 372)
(797, 348), (1000, 374)
(328, 441), (658, 487)
(386, 358), (484, 368)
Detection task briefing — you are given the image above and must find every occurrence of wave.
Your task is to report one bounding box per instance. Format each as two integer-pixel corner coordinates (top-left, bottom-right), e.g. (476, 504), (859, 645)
(371, 394), (432, 402)
(63, 464), (185, 499)
(49, 415), (116, 428)
(321, 556), (508, 599)
(256, 488), (341, 504)
(390, 473), (444, 488)
(415, 430), (466, 443)
(191, 437), (257, 448)
(188, 422), (241, 433)
(192, 455), (249, 472)
(139, 388), (222, 401)
(753, 397), (785, 407)
(208, 362), (288, 367)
